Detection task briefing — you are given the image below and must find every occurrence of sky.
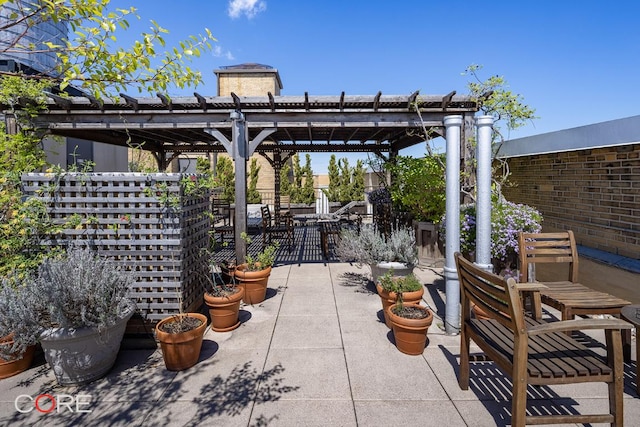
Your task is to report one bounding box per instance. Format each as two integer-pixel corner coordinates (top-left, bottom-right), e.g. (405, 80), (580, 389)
(107, 0), (640, 174)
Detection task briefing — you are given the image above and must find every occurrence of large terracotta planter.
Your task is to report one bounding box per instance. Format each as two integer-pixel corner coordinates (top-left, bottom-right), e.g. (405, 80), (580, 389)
(234, 264), (272, 305)
(155, 313), (207, 371)
(376, 283), (424, 328)
(0, 334), (36, 379)
(386, 303), (433, 355)
(204, 286), (244, 332)
(39, 304), (135, 385)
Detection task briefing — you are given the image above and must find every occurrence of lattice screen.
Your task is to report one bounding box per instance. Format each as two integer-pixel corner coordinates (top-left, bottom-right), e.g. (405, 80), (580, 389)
(21, 173), (210, 322)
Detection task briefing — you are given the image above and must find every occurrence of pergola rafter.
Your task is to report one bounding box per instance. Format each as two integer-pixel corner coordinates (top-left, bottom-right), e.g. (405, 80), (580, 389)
(4, 90), (478, 263)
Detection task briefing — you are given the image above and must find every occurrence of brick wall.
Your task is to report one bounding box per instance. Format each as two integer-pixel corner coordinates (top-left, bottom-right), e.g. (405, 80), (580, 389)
(503, 144), (640, 260)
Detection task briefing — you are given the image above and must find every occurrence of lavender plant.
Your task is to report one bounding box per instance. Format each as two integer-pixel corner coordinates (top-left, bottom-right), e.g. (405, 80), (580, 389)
(336, 224), (417, 265)
(387, 226), (418, 265)
(30, 246), (135, 330)
(448, 199), (542, 270)
(0, 278), (39, 359)
(336, 224), (391, 265)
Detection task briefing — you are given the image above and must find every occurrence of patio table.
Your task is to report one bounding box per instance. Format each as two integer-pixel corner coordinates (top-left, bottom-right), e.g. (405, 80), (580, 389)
(621, 304), (640, 395)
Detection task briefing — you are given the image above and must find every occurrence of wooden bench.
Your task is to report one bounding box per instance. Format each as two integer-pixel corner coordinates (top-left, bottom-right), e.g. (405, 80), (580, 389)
(455, 252), (631, 427)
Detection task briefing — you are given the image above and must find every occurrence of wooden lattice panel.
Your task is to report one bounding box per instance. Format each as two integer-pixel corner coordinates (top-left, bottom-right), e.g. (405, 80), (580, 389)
(21, 173), (210, 322)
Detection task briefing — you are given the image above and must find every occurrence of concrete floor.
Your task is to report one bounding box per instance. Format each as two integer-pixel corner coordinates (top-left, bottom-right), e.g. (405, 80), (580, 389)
(0, 261), (638, 426)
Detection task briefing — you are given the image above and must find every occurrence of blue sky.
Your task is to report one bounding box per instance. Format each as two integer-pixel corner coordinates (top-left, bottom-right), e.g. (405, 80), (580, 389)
(108, 0), (640, 173)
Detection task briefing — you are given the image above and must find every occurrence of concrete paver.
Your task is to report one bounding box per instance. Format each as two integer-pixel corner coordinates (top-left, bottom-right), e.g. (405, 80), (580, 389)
(0, 261), (637, 426)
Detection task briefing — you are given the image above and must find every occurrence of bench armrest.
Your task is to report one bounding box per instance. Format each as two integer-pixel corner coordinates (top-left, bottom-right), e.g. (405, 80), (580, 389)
(527, 318), (632, 336)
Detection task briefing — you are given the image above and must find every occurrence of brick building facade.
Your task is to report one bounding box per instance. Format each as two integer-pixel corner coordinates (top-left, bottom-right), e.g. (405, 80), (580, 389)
(503, 143), (639, 260)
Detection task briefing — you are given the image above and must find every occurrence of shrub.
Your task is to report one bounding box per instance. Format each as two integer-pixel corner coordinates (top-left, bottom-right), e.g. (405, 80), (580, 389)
(443, 198), (543, 270)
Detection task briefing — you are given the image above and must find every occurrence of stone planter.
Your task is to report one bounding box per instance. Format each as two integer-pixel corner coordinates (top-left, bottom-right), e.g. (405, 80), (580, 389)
(39, 304), (135, 385)
(370, 261), (414, 284)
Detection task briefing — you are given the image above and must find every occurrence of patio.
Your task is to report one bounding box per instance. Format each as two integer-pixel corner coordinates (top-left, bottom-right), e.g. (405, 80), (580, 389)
(0, 259), (638, 426)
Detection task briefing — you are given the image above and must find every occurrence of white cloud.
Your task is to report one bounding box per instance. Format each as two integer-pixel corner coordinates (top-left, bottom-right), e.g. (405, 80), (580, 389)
(213, 45), (235, 61)
(228, 0), (267, 19)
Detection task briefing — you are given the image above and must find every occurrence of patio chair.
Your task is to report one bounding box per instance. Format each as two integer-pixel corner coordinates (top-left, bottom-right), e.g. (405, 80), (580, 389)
(212, 198), (233, 243)
(261, 205), (294, 251)
(518, 231), (631, 321)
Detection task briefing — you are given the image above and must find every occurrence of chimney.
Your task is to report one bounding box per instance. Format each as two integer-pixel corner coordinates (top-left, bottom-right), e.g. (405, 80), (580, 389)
(214, 63), (283, 96)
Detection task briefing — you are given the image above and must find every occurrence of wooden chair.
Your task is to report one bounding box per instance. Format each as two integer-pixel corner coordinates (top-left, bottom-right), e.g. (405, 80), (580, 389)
(261, 205), (294, 251)
(456, 253), (631, 427)
(518, 231), (631, 321)
(212, 198), (234, 243)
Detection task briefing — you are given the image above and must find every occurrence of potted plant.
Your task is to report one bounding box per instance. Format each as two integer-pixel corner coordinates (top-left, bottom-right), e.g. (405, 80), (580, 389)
(203, 261), (244, 332)
(155, 311), (208, 371)
(385, 280), (433, 356)
(0, 280), (39, 379)
(0, 246), (137, 385)
(376, 225), (419, 279)
(234, 233), (279, 305)
(376, 272), (424, 328)
(447, 197), (542, 275)
(337, 224), (418, 282)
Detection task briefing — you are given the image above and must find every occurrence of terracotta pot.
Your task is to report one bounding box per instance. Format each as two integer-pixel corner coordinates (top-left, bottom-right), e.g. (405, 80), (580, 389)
(155, 313), (207, 371)
(386, 303), (433, 355)
(0, 334), (36, 379)
(376, 283), (424, 328)
(234, 264), (272, 305)
(204, 286), (244, 332)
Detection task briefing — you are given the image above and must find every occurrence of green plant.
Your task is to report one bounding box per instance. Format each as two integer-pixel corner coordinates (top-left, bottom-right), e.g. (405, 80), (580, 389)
(1, 0), (215, 99)
(0, 76), (62, 278)
(323, 155), (365, 203)
(444, 196), (543, 271)
(241, 232), (279, 271)
(31, 245), (135, 330)
(386, 155), (445, 223)
(336, 224), (391, 265)
(195, 244), (238, 297)
(378, 272), (422, 294)
(0, 278), (40, 359)
(281, 154), (316, 204)
(0, 246), (135, 359)
(387, 226), (419, 265)
(216, 156), (235, 203)
(247, 158), (262, 204)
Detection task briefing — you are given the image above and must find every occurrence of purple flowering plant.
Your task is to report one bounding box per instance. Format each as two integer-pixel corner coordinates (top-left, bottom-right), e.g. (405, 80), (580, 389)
(455, 199), (542, 270)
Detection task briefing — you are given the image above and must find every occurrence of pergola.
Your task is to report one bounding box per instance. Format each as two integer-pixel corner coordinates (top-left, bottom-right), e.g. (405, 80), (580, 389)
(6, 89), (490, 335)
(23, 90), (479, 262)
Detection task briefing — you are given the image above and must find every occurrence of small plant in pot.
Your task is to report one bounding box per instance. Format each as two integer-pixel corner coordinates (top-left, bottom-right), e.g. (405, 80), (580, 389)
(155, 310), (208, 371)
(203, 260), (245, 332)
(376, 272), (424, 328)
(234, 233), (279, 305)
(385, 278), (433, 356)
(0, 279), (39, 379)
(0, 245), (137, 385)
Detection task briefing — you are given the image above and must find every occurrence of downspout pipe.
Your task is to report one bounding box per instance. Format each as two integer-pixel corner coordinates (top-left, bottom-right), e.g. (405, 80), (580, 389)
(443, 115), (462, 335)
(475, 116), (495, 272)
